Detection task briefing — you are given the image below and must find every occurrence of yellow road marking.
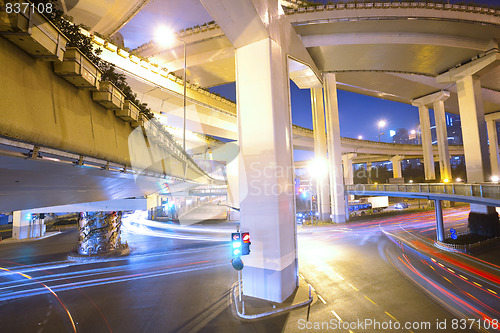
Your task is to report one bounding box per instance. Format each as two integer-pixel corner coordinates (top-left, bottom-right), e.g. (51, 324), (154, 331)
(365, 296), (377, 305)
(349, 283), (359, 291)
(443, 277), (452, 283)
(385, 311), (399, 322)
(459, 275), (468, 280)
(487, 289), (497, 295)
(331, 310), (342, 322)
(473, 282), (482, 287)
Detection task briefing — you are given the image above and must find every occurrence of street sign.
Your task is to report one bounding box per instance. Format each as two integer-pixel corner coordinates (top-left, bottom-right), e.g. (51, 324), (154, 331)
(450, 228), (457, 240)
(231, 257), (244, 270)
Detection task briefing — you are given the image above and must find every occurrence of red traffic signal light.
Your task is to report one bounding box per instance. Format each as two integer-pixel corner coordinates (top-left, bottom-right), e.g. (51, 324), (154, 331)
(242, 232), (250, 243)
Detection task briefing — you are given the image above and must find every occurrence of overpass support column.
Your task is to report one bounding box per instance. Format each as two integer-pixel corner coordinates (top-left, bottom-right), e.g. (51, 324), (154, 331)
(433, 95), (452, 181)
(390, 156), (404, 179)
(366, 162), (372, 183)
(416, 105), (435, 180)
(311, 88), (330, 220)
(76, 211), (127, 256)
(12, 211), (45, 240)
(324, 73), (346, 223)
(413, 91), (454, 180)
(342, 153), (355, 185)
(486, 119), (500, 178)
(147, 194), (162, 220)
(414, 91), (451, 181)
(434, 200), (445, 242)
(437, 53), (500, 238)
(234, 39), (297, 302)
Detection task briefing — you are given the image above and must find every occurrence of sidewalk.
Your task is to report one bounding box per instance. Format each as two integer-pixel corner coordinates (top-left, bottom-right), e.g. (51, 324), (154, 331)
(231, 275), (314, 320)
(0, 231), (61, 245)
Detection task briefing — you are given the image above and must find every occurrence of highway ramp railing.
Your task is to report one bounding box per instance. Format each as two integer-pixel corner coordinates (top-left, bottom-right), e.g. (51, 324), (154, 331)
(345, 183), (500, 206)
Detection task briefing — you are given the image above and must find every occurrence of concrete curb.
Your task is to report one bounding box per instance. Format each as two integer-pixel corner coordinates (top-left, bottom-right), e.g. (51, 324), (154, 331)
(231, 280), (313, 320)
(0, 231), (62, 245)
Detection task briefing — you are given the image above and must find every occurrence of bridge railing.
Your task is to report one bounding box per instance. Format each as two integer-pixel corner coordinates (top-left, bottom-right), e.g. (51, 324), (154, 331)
(346, 183), (500, 201)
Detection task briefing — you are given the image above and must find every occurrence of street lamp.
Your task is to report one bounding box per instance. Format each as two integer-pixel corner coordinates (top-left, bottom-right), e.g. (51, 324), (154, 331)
(358, 135), (363, 140)
(307, 158), (328, 224)
(155, 26), (188, 153)
(377, 120), (386, 142)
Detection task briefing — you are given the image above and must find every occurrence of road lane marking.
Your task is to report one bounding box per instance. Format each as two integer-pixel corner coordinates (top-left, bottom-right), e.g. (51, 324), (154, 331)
(443, 277), (452, 283)
(473, 282), (482, 287)
(299, 274), (305, 280)
(447, 268), (455, 273)
(331, 310), (342, 322)
(487, 289), (497, 294)
(348, 283), (359, 291)
(429, 266), (435, 271)
(364, 296), (377, 305)
(317, 294), (326, 304)
(459, 275), (468, 280)
(385, 311), (399, 322)
(308, 283), (315, 291)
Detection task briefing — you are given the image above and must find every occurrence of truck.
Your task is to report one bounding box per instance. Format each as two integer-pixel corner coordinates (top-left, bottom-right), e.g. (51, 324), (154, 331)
(358, 196), (389, 212)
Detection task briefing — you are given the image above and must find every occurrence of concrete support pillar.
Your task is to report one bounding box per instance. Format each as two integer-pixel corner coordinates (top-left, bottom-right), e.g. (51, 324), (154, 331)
(434, 200), (444, 242)
(432, 95), (452, 181)
(366, 162), (372, 183)
(76, 211), (127, 256)
(486, 119), (500, 178)
(417, 105), (435, 180)
(146, 194), (162, 220)
(12, 211), (46, 240)
(342, 153), (355, 185)
(456, 75), (496, 216)
(438, 53), (500, 237)
(236, 38), (297, 302)
(324, 73), (346, 223)
(413, 92), (453, 181)
(310, 88), (330, 220)
(390, 156), (404, 179)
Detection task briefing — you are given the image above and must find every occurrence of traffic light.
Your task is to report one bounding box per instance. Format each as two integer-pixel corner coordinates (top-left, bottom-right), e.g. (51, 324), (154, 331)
(241, 232), (251, 255)
(231, 232), (242, 257)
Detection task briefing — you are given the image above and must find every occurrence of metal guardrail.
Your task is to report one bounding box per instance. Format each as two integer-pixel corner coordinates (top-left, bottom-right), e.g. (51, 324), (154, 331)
(285, 2), (499, 15)
(346, 183), (500, 202)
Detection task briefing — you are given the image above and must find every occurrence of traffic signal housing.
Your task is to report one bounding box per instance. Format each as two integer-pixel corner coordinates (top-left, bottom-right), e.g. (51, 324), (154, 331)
(231, 232), (242, 257)
(241, 232), (251, 255)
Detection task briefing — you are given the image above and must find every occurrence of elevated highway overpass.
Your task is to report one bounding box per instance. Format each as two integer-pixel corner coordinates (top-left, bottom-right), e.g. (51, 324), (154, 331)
(134, 2), (500, 116)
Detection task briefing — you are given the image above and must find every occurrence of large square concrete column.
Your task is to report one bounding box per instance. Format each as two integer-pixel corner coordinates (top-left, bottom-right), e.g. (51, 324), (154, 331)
(311, 88), (330, 220)
(236, 38), (297, 302)
(390, 155), (404, 179)
(342, 153), (355, 185)
(226, 157), (240, 221)
(437, 52), (500, 237)
(324, 73), (346, 223)
(414, 105), (435, 180)
(414, 91), (451, 181)
(485, 116), (500, 178)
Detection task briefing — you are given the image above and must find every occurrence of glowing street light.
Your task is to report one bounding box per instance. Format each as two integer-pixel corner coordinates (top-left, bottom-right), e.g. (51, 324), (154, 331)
(377, 120), (387, 142)
(358, 135), (363, 140)
(308, 158), (328, 179)
(155, 26), (188, 153)
(492, 176), (500, 183)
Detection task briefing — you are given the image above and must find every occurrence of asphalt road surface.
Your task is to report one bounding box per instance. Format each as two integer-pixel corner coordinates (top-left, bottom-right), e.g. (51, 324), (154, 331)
(0, 204), (499, 332)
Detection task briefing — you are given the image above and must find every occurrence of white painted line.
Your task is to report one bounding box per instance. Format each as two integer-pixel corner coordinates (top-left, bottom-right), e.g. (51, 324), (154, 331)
(317, 294), (326, 304)
(348, 283), (359, 291)
(299, 274), (305, 280)
(308, 283), (316, 291)
(331, 310), (342, 322)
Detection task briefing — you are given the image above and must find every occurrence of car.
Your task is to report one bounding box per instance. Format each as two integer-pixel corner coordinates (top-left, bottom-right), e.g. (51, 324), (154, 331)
(394, 202), (409, 210)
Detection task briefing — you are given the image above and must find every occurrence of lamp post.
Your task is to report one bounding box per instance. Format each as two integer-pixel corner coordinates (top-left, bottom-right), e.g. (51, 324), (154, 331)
(378, 120), (386, 142)
(180, 39), (187, 153)
(155, 26), (188, 153)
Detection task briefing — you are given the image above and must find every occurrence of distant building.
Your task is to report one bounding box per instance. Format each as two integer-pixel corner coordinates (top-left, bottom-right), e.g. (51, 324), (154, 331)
(391, 128), (410, 144)
(430, 113), (462, 145)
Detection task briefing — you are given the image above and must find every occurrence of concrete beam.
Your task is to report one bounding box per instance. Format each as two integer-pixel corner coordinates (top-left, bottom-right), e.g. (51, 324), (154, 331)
(436, 52), (500, 83)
